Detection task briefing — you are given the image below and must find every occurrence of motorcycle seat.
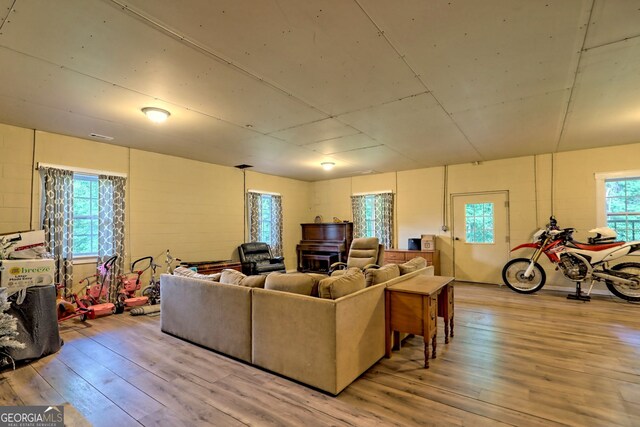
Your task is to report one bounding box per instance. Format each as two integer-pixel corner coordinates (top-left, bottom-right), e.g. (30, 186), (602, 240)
(570, 241), (625, 251)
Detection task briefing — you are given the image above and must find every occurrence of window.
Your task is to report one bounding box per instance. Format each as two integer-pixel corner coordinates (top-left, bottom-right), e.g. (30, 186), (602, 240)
(247, 191), (283, 256)
(596, 170), (640, 241)
(604, 177), (640, 241)
(259, 194), (274, 245)
(363, 195), (376, 237)
(73, 174), (99, 256)
(351, 192), (394, 249)
(465, 203), (494, 244)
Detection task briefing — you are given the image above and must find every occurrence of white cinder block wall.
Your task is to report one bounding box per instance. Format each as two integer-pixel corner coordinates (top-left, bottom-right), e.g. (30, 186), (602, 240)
(0, 124), (32, 234)
(311, 145), (640, 290)
(128, 149), (245, 266)
(2, 120), (640, 289)
(0, 122), (310, 292)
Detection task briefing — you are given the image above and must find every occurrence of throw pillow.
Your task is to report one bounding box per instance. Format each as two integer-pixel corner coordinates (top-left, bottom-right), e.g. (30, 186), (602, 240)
(240, 274), (267, 288)
(398, 257), (427, 275)
(264, 272), (315, 296)
(306, 273), (328, 297)
(330, 269), (346, 277)
(172, 266), (222, 282)
(318, 268), (365, 300)
(220, 269), (247, 285)
(365, 263), (400, 287)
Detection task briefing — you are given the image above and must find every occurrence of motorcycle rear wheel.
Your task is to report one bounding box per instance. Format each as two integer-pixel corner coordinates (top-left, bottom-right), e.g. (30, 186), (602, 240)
(502, 258), (546, 294)
(606, 262), (640, 302)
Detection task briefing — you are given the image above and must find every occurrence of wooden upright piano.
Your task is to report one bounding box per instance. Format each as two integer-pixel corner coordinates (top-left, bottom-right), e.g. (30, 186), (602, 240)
(296, 223), (353, 273)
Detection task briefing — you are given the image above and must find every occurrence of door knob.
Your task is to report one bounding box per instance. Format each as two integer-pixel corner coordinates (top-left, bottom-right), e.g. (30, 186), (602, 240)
(454, 237), (460, 241)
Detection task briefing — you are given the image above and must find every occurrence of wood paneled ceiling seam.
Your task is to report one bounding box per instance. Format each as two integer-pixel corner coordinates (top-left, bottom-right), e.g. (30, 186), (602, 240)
(108, 0), (432, 157)
(0, 0), (16, 32)
(352, 0), (484, 162)
(108, 0), (334, 124)
(583, 31), (640, 53)
(554, 0), (595, 153)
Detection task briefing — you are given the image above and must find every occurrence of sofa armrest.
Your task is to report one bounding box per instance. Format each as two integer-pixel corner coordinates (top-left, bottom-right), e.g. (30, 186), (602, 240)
(252, 284), (386, 395)
(269, 257), (284, 264)
(252, 289), (338, 393)
(160, 274), (253, 362)
(241, 260), (257, 275)
(335, 283), (386, 392)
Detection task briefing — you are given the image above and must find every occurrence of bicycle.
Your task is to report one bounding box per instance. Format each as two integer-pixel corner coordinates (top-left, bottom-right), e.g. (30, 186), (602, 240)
(141, 249), (180, 305)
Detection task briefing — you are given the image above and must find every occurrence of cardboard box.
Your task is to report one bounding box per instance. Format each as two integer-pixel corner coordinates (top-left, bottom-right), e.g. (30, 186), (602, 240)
(421, 234), (436, 251)
(1, 230), (46, 259)
(0, 259), (55, 295)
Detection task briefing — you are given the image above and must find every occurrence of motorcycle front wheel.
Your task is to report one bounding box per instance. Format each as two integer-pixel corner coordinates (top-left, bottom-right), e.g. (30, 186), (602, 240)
(606, 262), (640, 302)
(502, 258), (546, 294)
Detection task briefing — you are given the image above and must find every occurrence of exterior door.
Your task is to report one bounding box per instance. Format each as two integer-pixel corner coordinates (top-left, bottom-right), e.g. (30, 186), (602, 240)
(452, 192), (510, 284)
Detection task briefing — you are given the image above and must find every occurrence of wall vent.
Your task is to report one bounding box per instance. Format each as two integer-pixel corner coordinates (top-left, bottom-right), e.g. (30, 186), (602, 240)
(89, 133), (114, 141)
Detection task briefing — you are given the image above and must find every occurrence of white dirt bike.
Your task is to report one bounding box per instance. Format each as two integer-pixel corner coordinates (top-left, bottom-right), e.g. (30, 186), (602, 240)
(502, 217), (640, 302)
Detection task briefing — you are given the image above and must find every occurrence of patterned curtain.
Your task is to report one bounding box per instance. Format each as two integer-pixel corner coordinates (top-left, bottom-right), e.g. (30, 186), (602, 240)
(247, 192), (261, 243)
(40, 167), (74, 288)
(98, 175), (126, 303)
(351, 192), (394, 249)
(246, 192), (283, 257)
(351, 195), (367, 238)
(375, 192), (394, 249)
(271, 195), (283, 257)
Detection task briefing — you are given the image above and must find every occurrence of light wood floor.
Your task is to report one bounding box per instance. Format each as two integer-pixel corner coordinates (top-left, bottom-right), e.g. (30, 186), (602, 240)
(2, 282), (640, 426)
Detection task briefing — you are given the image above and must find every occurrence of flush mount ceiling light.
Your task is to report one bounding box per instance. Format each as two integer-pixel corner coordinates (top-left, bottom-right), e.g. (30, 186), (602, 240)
(141, 107), (171, 123)
(321, 162), (335, 171)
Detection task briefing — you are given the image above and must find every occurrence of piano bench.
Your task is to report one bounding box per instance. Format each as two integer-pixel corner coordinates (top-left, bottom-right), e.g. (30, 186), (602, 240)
(301, 254), (338, 273)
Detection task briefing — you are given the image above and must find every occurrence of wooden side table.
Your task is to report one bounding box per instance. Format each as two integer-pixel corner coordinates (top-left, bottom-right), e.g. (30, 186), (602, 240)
(385, 275), (454, 368)
(438, 283), (454, 343)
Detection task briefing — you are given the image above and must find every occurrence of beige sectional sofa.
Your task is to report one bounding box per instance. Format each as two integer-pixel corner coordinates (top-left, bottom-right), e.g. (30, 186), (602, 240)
(160, 274), (253, 362)
(160, 263), (434, 395)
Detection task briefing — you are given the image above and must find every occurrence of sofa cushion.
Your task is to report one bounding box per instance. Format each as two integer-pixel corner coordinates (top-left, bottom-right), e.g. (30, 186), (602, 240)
(264, 272), (315, 296)
(318, 268), (365, 300)
(240, 274), (266, 288)
(365, 263), (400, 287)
(172, 266), (221, 282)
(220, 269), (247, 285)
(398, 257), (427, 275)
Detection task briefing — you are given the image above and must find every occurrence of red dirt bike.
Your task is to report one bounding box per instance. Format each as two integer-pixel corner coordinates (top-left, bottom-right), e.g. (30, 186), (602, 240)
(502, 216), (640, 301)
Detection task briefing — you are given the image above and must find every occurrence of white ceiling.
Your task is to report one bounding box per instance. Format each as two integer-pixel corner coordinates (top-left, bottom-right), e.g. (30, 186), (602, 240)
(0, 0), (639, 181)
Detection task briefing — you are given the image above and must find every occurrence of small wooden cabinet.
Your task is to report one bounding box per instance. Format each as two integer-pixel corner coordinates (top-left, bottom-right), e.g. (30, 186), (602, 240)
(384, 249), (440, 275)
(178, 260), (243, 274)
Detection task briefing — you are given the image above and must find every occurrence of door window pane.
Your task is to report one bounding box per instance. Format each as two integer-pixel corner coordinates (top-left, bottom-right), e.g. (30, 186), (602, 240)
(465, 203), (494, 244)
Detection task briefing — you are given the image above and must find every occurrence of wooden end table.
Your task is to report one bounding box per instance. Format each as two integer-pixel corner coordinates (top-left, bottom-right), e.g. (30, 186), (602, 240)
(385, 275), (454, 368)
